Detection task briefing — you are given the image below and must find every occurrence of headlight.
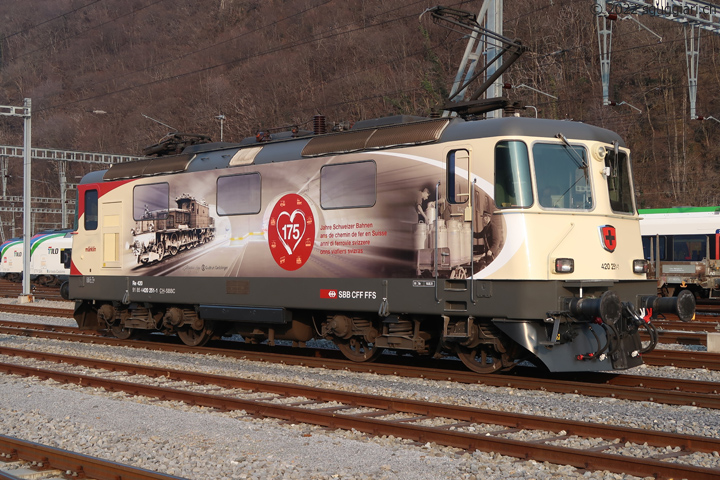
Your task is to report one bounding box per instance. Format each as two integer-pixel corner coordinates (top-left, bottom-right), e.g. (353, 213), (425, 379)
(555, 258), (574, 273)
(633, 259), (649, 274)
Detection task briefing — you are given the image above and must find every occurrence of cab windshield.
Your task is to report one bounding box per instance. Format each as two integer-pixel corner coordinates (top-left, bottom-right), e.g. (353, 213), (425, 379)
(534, 143), (591, 210)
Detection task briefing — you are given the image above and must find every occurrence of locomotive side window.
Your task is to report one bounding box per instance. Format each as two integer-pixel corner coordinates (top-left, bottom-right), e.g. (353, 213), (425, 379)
(217, 173), (261, 215)
(605, 149), (634, 213)
(84, 189), (98, 231)
(133, 183), (169, 221)
(673, 235), (706, 261)
(533, 143), (591, 210)
(646, 234), (711, 262)
(642, 235), (667, 261)
(320, 161), (376, 209)
(61, 248), (72, 268)
(447, 149), (470, 205)
(641, 236), (653, 260)
(494, 141), (531, 208)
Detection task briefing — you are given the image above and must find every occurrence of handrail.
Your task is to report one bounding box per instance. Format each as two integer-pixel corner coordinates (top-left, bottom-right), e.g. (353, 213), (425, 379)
(470, 178), (477, 304)
(434, 181), (441, 304)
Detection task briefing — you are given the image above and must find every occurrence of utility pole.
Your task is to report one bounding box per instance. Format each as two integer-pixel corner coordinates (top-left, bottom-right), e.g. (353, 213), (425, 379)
(594, 0), (720, 118)
(21, 98), (32, 302)
(427, 2), (526, 119)
(0, 99), (33, 302)
(216, 114), (225, 142)
(59, 160), (68, 228)
(440, 0), (507, 117)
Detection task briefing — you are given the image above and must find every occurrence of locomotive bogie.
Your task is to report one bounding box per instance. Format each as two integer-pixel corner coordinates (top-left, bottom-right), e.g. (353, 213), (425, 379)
(68, 116), (693, 373)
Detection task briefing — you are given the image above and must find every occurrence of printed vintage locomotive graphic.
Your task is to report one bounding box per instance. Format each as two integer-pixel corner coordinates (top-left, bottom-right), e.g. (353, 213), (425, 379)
(130, 191), (215, 265)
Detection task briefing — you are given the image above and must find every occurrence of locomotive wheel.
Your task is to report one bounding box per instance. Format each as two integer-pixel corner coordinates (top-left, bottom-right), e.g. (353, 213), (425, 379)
(169, 234), (179, 256)
(337, 337), (383, 362)
(455, 344), (504, 374)
(60, 281), (70, 300)
(177, 322), (215, 347)
(110, 324), (135, 340)
(156, 242), (165, 260)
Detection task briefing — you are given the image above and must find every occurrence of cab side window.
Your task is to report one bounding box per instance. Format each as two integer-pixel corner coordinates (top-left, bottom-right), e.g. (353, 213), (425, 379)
(84, 189), (98, 231)
(447, 149), (469, 205)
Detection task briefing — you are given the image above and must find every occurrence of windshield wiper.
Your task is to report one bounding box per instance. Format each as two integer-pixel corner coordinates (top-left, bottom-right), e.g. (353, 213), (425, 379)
(555, 133), (588, 169)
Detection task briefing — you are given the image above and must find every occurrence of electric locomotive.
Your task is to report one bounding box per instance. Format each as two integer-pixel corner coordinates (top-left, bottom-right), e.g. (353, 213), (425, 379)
(69, 115), (694, 373)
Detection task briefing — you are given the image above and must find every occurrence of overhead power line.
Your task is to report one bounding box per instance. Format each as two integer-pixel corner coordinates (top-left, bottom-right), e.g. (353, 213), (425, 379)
(35, 0), (428, 114)
(61, 0), (336, 100)
(0, 0), (104, 42)
(10, 0), (168, 62)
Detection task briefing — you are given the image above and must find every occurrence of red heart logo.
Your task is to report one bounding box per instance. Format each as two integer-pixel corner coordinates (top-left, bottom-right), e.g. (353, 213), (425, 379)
(276, 209), (307, 255)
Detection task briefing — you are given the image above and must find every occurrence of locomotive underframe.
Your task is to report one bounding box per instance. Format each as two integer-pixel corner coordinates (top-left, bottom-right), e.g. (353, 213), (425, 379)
(650, 259), (720, 298)
(2, 272), (67, 286)
(71, 275), (656, 372)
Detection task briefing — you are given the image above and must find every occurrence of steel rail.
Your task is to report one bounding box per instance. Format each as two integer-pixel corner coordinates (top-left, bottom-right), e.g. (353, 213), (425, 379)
(641, 329), (707, 345)
(643, 349), (720, 369)
(0, 283), (65, 301)
(0, 435), (187, 480)
(654, 320), (720, 332)
(0, 305), (74, 318)
(0, 359), (719, 479)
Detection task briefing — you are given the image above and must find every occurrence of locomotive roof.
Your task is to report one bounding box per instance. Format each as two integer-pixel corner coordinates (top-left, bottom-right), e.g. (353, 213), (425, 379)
(91, 116), (626, 183)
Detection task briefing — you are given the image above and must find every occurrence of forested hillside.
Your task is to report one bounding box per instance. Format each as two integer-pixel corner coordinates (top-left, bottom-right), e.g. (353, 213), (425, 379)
(1, 0), (719, 208)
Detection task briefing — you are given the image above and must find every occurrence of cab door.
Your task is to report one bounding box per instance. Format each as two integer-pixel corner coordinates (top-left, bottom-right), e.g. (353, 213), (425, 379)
(446, 148), (473, 278)
(102, 201), (123, 268)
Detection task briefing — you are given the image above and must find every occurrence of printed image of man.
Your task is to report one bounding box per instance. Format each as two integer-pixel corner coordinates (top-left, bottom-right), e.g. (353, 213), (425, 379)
(416, 187), (431, 223)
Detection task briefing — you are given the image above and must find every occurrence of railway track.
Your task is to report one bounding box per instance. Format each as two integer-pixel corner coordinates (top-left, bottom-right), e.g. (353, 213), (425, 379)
(0, 320), (719, 409)
(0, 281), (65, 302)
(643, 330), (707, 346)
(0, 304), (74, 318)
(643, 318), (720, 346)
(0, 435), (187, 480)
(653, 319), (720, 331)
(696, 301), (720, 315)
(0, 348), (718, 479)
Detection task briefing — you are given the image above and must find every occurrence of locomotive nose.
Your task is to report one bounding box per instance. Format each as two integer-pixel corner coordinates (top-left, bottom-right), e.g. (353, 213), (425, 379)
(641, 289), (696, 322)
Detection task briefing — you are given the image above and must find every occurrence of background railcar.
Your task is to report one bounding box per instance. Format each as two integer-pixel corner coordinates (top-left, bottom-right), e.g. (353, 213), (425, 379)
(69, 116), (693, 374)
(29, 230), (73, 286)
(639, 206), (720, 298)
(0, 237), (23, 283)
(1, 230), (73, 286)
